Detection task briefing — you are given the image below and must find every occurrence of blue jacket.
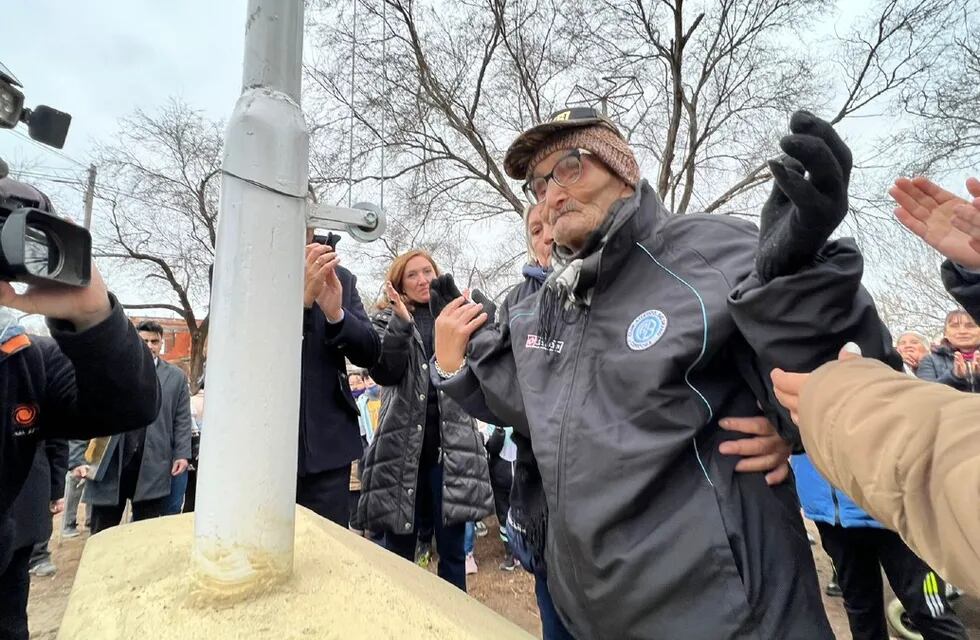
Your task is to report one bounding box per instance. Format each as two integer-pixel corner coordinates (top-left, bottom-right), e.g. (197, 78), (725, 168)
(792, 453), (881, 528)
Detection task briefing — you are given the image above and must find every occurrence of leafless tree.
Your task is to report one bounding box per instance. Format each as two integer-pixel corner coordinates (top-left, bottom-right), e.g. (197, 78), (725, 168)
(91, 100), (222, 390)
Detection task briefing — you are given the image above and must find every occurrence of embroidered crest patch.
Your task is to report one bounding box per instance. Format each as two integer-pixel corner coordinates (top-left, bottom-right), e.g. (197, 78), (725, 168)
(626, 310), (667, 351)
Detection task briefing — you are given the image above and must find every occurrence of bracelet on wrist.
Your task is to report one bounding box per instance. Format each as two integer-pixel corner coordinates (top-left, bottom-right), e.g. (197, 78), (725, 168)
(434, 357), (466, 379)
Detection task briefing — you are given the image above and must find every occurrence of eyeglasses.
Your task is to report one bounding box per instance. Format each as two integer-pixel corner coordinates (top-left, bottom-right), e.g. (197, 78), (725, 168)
(522, 149), (593, 204)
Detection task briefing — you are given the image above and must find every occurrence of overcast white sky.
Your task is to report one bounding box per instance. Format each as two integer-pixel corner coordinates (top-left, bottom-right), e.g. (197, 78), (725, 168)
(1, 1), (246, 186)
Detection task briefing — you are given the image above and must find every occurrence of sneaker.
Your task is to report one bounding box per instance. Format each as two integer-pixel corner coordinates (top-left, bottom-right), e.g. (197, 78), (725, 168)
(474, 521), (489, 538)
(29, 559), (57, 577)
(62, 525), (80, 539)
(825, 580), (843, 598)
(499, 556), (519, 572)
(465, 553), (478, 575)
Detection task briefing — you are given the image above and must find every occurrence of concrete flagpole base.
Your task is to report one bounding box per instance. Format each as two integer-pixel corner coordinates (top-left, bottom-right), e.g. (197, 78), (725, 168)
(57, 507), (532, 639)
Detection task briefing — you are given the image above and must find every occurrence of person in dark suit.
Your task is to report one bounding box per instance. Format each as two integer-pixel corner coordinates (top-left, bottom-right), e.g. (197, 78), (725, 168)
(70, 320), (192, 533)
(298, 230), (381, 526)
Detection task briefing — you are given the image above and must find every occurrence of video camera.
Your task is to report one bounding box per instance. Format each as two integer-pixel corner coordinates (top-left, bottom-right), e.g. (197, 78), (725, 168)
(1, 61), (91, 287)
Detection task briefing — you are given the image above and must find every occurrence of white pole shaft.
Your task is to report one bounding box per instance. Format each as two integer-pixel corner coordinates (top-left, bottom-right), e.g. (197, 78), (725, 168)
(191, 0), (308, 601)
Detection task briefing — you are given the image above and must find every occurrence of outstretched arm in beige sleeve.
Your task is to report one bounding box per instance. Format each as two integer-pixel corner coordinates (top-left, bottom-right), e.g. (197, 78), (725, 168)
(776, 358), (980, 595)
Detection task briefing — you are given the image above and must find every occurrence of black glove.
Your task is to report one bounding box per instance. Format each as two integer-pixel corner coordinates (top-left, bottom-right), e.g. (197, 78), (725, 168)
(755, 110), (853, 283)
(428, 273), (464, 319)
(485, 426), (506, 458)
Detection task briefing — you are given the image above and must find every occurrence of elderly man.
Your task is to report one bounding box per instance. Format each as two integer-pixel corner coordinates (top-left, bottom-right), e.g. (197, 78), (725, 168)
(433, 107), (899, 639)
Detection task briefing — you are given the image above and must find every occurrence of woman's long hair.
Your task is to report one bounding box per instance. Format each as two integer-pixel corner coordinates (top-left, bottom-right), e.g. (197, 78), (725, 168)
(376, 249), (441, 311)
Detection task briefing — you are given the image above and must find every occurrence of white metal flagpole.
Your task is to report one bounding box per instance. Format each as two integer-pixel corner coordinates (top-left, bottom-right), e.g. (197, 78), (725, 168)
(191, 0), (308, 600)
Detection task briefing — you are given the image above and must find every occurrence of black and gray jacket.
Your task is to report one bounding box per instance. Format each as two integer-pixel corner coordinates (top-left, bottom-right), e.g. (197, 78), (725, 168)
(436, 181), (898, 640)
(357, 307), (492, 534)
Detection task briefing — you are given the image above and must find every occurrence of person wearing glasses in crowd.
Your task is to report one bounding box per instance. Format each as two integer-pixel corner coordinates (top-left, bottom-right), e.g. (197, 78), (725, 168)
(432, 106), (899, 638)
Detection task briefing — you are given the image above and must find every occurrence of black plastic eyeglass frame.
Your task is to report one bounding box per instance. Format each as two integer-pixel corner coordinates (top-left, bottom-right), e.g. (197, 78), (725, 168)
(522, 148), (593, 204)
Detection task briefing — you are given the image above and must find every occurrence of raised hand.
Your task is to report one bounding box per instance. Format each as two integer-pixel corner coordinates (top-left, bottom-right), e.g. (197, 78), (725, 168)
(755, 111), (853, 283)
(890, 176), (980, 269)
(434, 296), (487, 375)
(385, 281), (411, 322)
(304, 244), (336, 308)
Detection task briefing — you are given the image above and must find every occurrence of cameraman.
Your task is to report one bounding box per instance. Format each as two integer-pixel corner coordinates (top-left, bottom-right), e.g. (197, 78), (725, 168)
(0, 177), (160, 640)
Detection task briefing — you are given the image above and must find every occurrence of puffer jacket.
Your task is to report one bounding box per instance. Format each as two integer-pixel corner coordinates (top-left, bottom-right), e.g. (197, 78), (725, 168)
(437, 180), (898, 640)
(357, 307), (492, 534)
(792, 453), (880, 528)
(917, 343), (980, 393)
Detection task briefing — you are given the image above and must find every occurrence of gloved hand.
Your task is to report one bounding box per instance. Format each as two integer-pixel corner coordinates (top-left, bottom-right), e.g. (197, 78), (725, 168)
(755, 110), (853, 283)
(428, 273), (463, 319)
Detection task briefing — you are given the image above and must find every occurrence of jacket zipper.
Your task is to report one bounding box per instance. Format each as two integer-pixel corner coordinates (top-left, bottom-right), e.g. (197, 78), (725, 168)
(554, 309), (590, 619)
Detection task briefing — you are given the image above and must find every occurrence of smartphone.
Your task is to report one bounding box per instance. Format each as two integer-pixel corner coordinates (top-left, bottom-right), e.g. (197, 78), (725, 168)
(312, 232), (341, 249)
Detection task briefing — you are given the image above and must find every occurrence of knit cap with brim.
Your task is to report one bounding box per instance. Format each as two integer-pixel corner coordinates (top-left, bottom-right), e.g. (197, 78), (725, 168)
(503, 106), (640, 186)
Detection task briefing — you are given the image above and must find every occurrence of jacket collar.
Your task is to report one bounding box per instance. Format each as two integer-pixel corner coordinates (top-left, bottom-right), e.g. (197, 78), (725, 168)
(546, 180), (664, 307)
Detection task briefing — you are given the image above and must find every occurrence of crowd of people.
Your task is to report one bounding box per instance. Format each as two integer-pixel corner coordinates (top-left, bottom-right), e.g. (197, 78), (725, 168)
(1, 104), (979, 640)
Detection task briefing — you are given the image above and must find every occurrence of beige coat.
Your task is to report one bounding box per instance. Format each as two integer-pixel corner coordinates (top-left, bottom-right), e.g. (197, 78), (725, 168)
(799, 358), (980, 595)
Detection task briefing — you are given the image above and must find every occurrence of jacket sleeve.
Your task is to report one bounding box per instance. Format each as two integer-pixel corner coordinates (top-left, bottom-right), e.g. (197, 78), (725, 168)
(727, 235), (902, 444)
(45, 439), (69, 501)
(433, 293), (530, 436)
(317, 271), (381, 368)
(941, 260), (980, 322)
(798, 357), (980, 596)
(915, 354), (970, 390)
(368, 310), (412, 387)
(172, 375), (193, 461)
(40, 294), (161, 440)
(67, 439), (89, 470)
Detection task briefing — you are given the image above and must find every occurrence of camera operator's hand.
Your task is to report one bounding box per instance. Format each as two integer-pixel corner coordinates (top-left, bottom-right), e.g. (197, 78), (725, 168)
(0, 261), (111, 331)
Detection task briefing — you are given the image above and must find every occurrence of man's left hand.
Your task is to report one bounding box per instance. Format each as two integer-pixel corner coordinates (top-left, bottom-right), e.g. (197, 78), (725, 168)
(755, 111), (852, 283)
(314, 248), (344, 322)
(49, 499), (65, 515)
(172, 459), (189, 476)
(718, 416), (792, 486)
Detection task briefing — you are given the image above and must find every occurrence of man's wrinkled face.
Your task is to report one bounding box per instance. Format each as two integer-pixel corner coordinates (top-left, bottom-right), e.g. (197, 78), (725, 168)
(530, 148), (630, 252)
(139, 331), (163, 358)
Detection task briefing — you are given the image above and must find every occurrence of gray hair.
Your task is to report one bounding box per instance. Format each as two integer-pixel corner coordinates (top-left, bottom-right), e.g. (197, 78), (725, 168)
(897, 331), (930, 350)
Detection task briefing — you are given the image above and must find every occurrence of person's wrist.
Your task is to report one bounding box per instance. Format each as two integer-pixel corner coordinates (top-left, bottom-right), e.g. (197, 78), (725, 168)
(325, 307), (345, 324)
(68, 297), (112, 332)
(435, 354), (465, 378)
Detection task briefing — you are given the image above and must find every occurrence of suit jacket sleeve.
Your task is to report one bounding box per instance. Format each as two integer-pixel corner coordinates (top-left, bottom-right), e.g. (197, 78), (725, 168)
(318, 271), (381, 368)
(799, 357), (980, 596)
(941, 260), (980, 323)
(172, 374), (193, 461)
(67, 439), (89, 470)
(40, 294), (161, 440)
(45, 439), (69, 500)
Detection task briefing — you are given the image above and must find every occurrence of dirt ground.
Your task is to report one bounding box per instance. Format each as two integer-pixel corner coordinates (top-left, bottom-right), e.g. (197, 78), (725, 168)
(28, 510), (980, 639)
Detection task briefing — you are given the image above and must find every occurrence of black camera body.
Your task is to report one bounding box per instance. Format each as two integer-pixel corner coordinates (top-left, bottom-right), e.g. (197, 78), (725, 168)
(1, 61), (90, 287)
